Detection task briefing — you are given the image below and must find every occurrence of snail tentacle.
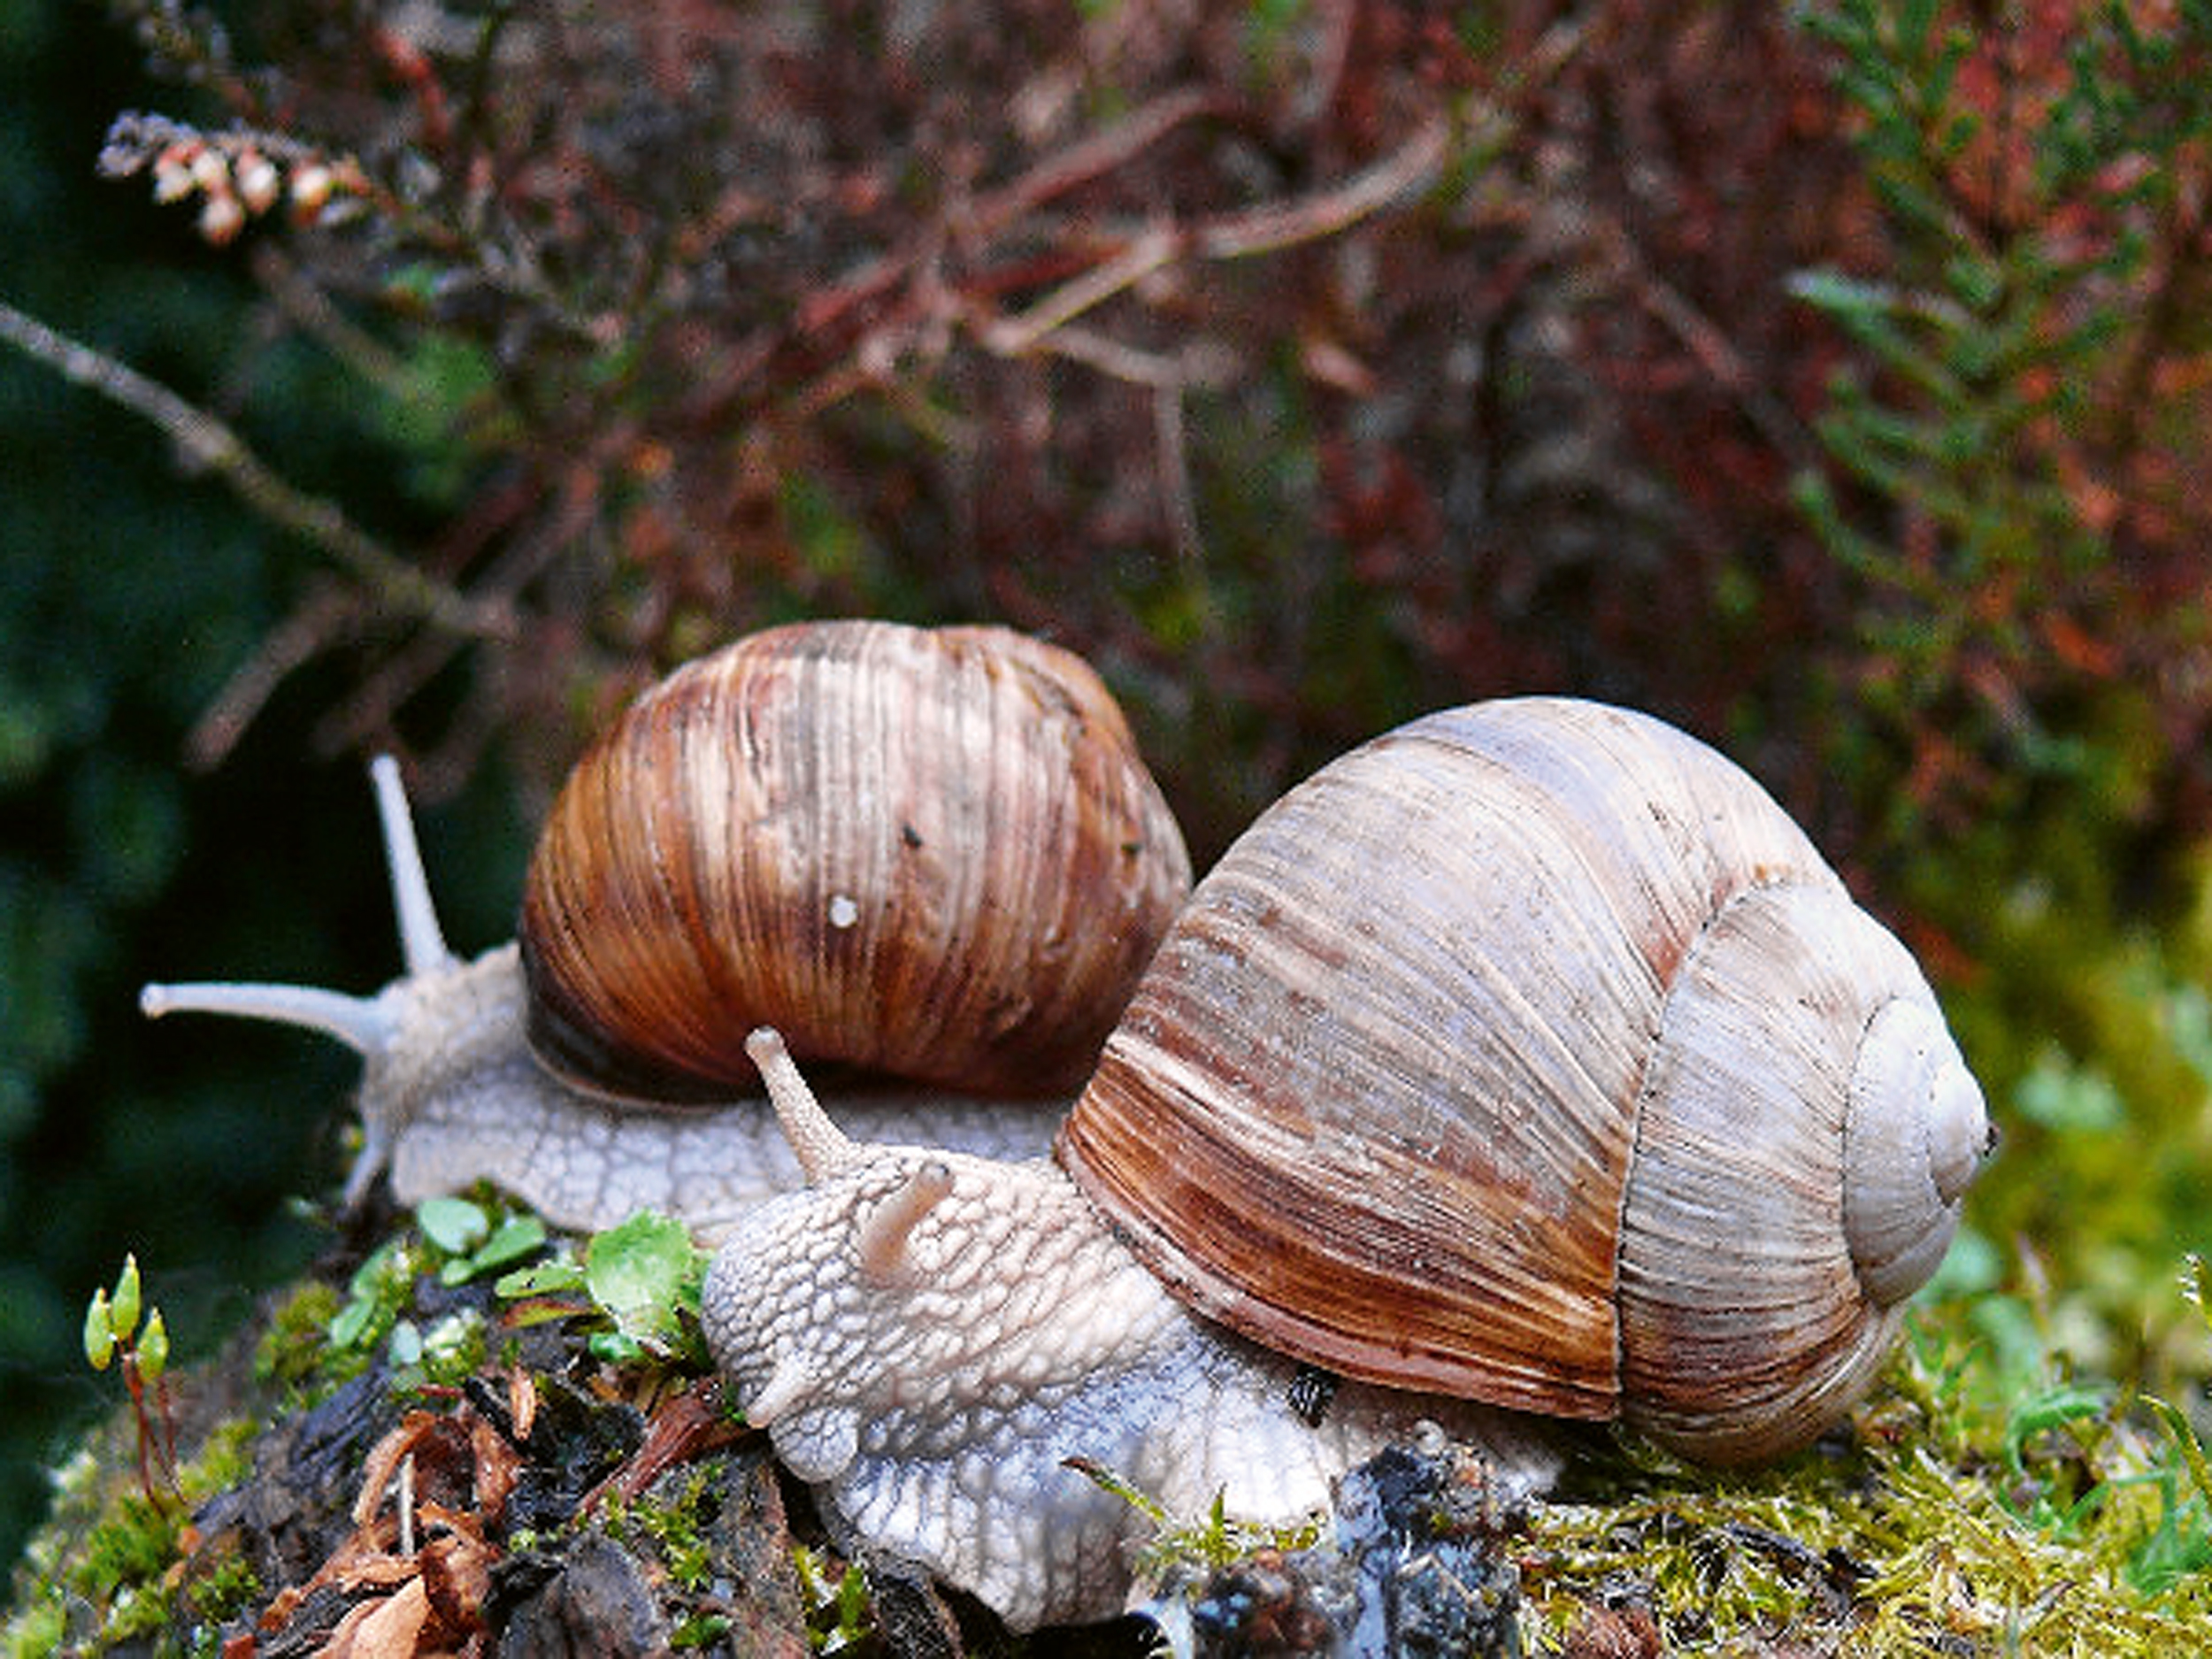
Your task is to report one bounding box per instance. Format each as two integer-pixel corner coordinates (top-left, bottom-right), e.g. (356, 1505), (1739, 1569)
(369, 754), (454, 978)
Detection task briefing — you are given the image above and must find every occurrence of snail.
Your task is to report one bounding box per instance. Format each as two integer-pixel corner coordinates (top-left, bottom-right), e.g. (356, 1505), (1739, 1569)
(141, 619), (1194, 1240)
(697, 695), (1993, 1630)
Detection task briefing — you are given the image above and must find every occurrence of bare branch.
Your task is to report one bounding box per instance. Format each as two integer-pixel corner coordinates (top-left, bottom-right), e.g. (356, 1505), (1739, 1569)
(0, 296), (515, 641)
(1193, 118), (1450, 260)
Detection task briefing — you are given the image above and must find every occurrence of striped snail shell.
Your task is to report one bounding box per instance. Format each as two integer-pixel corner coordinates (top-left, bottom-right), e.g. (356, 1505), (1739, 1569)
(520, 619), (1194, 1103)
(1057, 695), (1991, 1463)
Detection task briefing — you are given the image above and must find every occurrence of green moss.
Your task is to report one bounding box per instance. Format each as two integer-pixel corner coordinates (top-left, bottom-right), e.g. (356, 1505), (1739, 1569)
(1, 1407), (261, 1655)
(0, 1590), (64, 1659)
(253, 1279), (346, 1394)
(603, 1467), (718, 1592)
(181, 1540), (259, 1626)
(1519, 1289), (2212, 1655)
(669, 1609), (733, 1647)
(791, 1545), (872, 1652)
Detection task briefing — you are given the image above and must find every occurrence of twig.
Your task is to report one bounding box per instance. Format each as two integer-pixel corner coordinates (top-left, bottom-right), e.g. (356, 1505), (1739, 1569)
(185, 580), (356, 770)
(1153, 381), (1202, 565)
(983, 224), (1185, 355)
(964, 86), (1240, 241)
(0, 295), (514, 641)
(1192, 117), (1451, 259)
(1584, 215), (1824, 478)
(998, 321), (1238, 389)
(982, 119), (1452, 359)
(250, 242), (414, 402)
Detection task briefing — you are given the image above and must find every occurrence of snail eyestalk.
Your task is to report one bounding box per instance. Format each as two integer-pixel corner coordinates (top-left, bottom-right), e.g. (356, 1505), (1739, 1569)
(135, 755), (465, 1212)
(370, 754), (453, 977)
(138, 979), (395, 1056)
(134, 755), (442, 1059)
(746, 1027), (858, 1182)
(856, 1161), (956, 1285)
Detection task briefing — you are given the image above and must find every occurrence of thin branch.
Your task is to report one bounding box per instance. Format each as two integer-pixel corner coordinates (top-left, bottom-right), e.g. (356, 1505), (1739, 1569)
(0, 295), (515, 640)
(982, 224), (1184, 354)
(1153, 380), (1202, 565)
(1192, 118), (1450, 259)
(981, 119), (1452, 359)
(185, 581), (356, 769)
(964, 86), (1240, 240)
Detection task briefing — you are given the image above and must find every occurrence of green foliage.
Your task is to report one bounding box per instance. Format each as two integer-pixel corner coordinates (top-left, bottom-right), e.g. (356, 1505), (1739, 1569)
(602, 1467), (718, 1593)
(279, 1196), (552, 1394)
(326, 1233), (426, 1362)
(251, 1280), (343, 1393)
(80, 1254), (181, 1513)
(1067, 1453), (1327, 1597)
(0, 1416), (255, 1655)
(791, 1544), (874, 1655)
(498, 1209), (708, 1368)
(1776, 5), (2212, 1512)
(417, 1194), (549, 1286)
(1792, 0), (2212, 841)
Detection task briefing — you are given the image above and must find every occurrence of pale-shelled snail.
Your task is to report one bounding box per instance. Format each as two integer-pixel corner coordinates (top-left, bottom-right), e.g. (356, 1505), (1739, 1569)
(141, 619), (1194, 1241)
(699, 695), (1993, 1630)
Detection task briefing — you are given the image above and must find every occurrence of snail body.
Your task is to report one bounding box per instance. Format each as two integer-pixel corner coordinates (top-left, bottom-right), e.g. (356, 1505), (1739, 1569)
(700, 697), (1991, 1629)
(142, 620), (1192, 1240)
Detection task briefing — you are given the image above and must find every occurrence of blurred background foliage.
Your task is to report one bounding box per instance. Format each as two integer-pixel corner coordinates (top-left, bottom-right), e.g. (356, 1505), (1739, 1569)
(3, 0), (2210, 1588)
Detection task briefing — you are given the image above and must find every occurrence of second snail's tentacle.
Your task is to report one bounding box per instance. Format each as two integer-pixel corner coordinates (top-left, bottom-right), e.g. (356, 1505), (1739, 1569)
(369, 755), (454, 978)
(139, 979), (397, 1057)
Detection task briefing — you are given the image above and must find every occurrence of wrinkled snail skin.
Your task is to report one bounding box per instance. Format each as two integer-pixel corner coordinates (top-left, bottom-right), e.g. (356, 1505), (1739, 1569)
(141, 620), (1188, 1240)
(702, 1035), (1562, 1632)
(701, 698), (1993, 1631)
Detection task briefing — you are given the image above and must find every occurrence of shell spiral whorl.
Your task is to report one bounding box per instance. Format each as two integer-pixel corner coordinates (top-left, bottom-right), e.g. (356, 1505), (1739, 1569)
(519, 621), (1193, 1103)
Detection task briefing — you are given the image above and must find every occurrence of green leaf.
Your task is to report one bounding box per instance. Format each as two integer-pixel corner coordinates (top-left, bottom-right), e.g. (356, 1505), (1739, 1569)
(417, 1196), (490, 1256)
(2004, 1382), (2115, 1479)
(110, 1255), (141, 1340)
(2148, 1395), (2212, 1511)
(588, 1330), (645, 1365)
(495, 1256), (587, 1300)
(584, 1211), (705, 1353)
(83, 1288), (115, 1371)
(327, 1294), (380, 1352)
(472, 1214), (549, 1274)
(1063, 1456), (1168, 1523)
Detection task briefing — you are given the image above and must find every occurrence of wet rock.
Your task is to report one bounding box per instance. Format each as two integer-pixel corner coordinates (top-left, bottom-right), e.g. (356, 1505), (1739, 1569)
(1167, 1435), (1527, 1658)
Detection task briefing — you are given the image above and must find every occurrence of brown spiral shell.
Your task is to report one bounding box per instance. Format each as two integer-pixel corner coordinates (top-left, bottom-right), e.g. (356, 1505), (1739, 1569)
(1057, 696), (1989, 1463)
(520, 620), (1193, 1102)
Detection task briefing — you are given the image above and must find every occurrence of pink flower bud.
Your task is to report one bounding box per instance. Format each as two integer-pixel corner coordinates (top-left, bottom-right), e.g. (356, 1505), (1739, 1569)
(199, 190), (246, 245)
(290, 161), (334, 214)
(235, 151), (280, 215)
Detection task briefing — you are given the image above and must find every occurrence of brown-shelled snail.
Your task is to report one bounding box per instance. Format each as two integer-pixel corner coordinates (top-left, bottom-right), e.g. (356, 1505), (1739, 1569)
(697, 695), (1993, 1629)
(142, 619), (1194, 1241)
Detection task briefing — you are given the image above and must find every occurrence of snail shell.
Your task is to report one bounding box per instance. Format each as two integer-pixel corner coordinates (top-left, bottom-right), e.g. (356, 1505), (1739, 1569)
(520, 619), (1193, 1103)
(1058, 696), (1989, 1463)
